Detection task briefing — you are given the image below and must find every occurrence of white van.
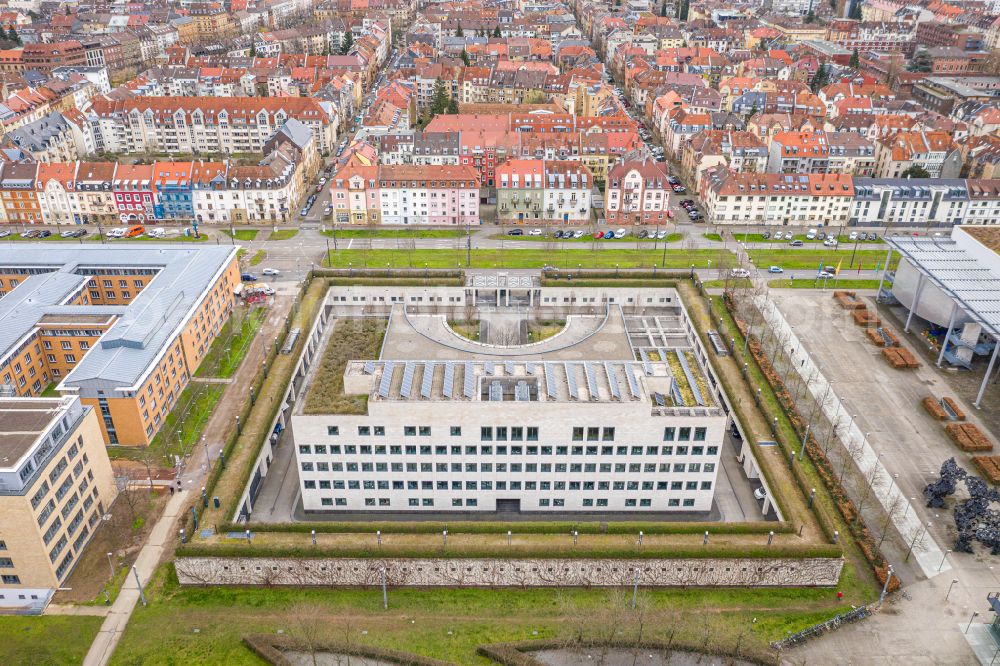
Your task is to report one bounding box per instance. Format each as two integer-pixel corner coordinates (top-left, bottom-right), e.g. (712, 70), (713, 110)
(730, 268), (751, 278)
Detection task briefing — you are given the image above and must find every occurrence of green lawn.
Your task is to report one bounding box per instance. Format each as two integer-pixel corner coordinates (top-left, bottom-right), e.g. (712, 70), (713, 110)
(489, 232), (682, 243)
(322, 229), (466, 239)
(195, 307), (266, 379)
(748, 249), (895, 271)
(738, 233), (883, 245)
(41, 381), (60, 397)
(223, 229), (259, 241)
(702, 233), (722, 242)
(248, 250), (266, 266)
(769, 278), (882, 290)
(123, 233), (209, 243)
(268, 229), (299, 241)
(326, 248), (731, 270)
(136, 382), (226, 460)
(108, 565), (853, 666)
(0, 616), (103, 666)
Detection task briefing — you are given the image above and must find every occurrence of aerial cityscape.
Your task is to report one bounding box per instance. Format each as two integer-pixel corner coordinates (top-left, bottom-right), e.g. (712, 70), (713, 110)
(0, 0), (998, 663)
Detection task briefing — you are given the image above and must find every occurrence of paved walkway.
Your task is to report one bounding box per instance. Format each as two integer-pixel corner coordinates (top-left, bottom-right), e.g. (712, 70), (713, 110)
(753, 293), (950, 579)
(82, 489), (190, 666)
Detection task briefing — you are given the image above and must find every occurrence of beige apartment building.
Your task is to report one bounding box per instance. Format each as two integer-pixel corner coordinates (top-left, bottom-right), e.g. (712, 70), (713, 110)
(0, 396), (117, 610)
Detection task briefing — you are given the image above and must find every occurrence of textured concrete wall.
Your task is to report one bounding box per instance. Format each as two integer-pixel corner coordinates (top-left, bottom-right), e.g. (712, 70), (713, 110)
(175, 556), (843, 587)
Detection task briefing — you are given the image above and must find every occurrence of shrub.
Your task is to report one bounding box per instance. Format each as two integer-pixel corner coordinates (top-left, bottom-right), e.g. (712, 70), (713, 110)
(302, 318), (386, 414)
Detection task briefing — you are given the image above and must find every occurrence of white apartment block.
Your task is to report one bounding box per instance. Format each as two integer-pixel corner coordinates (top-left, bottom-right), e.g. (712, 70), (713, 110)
(291, 282), (730, 516)
(84, 97), (337, 156)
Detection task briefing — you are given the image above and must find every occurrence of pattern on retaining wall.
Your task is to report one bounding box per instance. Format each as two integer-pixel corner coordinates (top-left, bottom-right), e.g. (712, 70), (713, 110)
(176, 556), (843, 587)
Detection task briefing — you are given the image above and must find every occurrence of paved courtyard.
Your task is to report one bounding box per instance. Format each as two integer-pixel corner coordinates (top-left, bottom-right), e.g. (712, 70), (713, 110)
(769, 288), (1000, 664)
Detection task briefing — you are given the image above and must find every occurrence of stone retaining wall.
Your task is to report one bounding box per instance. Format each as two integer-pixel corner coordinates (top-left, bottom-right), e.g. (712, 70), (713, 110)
(175, 556), (843, 587)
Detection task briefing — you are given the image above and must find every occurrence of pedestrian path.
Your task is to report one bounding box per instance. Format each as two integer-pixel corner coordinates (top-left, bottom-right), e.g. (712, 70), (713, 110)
(82, 489), (190, 666)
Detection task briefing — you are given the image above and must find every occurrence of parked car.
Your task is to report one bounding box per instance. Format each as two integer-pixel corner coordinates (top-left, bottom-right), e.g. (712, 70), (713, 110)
(637, 229), (648, 239)
(666, 210), (674, 219)
(603, 230), (614, 239)
(849, 231), (858, 240)
(805, 231), (816, 240)
(553, 230), (563, 238)
(21, 229), (39, 238)
(754, 487), (767, 501)
(790, 239), (804, 247)
(241, 273), (259, 282)
(572, 230), (584, 239)
(657, 230), (669, 239)
(613, 228), (626, 239)
(817, 232), (826, 240)
(262, 268), (280, 276)
(528, 228), (543, 236)
(37, 230), (52, 238)
(507, 228), (523, 236)
(125, 224), (145, 238)
(730, 268), (750, 278)
(0, 229), (11, 238)
(768, 266), (784, 274)
(593, 231), (604, 239)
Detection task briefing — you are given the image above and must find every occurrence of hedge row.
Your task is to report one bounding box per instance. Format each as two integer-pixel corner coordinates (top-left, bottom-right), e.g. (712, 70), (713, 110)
(177, 542), (843, 560)
(231, 520), (795, 536)
(540, 279), (680, 288)
(313, 268), (464, 279)
(244, 634), (453, 666)
(325, 277), (464, 287)
(478, 638), (777, 666)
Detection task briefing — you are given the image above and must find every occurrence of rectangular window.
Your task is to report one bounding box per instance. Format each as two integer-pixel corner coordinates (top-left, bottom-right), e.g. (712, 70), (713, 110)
(450, 426), (461, 436)
(587, 427), (599, 441)
(694, 427), (706, 441)
(404, 426), (416, 436)
(419, 426), (431, 436)
(480, 426), (492, 441)
(358, 426), (370, 436)
(663, 427), (675, 441)
(678, 427), (691, 441)
(526, 427), (538, 441)
(327, 426), (339, 435)
(602, 427), (615, 441)
(572, 427), (583, 441)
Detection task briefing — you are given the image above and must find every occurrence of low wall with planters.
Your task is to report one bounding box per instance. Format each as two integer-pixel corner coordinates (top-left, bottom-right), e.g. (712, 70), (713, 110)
(175, 555), (843, 587)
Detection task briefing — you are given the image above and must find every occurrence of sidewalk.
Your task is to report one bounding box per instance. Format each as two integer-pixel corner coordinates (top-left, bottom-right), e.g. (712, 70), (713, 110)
(82, 489), (190, 666)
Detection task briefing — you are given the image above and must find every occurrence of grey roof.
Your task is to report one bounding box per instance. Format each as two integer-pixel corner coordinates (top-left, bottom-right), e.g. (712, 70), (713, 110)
(0, 272), (89, 364)
(0, 245), (237, 393)
(7, 111), (70, 153)
(887, 235), (1000, 339)
(853, 178), (968, 201)
(274, 118), (313, 151)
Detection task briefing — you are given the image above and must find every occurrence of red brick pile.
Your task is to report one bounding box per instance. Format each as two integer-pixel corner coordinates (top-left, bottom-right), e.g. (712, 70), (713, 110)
(973, 456), (1000, 484)
(834, 291), (866, 310)
(882, 347), (919, 369)
(946, 423), (994, 452)
(922, 396), (948, 420)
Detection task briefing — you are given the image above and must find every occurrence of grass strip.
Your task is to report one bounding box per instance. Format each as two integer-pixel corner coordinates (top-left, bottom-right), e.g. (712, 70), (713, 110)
(327, 248), (730, 269)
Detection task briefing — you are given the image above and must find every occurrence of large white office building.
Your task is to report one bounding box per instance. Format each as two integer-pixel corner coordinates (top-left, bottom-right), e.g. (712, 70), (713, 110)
(291, 278), (729, 516)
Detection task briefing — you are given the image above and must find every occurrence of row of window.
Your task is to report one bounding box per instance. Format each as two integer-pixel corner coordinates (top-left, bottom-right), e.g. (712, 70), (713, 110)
(300, 444), (718, 457)
(328, 425), (542, 441)
(313, 497), (701, 508)
(303, 478), (714, 491)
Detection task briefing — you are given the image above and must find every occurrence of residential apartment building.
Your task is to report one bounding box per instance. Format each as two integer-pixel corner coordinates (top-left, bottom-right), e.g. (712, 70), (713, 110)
(873, 130), (962, 179)
(605, 158), (671, 226)
(0, 246), (240, 446)
(766, 131), (876, 176)
(84, 96), (338, 156)
(0, 397), (117, 610)
(329, 163), (481, 226)
(702, 169), (855, 226)
(495, 159), (592, 224)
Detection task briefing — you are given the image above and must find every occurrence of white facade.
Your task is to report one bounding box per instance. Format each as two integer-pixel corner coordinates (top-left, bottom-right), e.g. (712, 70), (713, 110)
(292, 285), (729, 516)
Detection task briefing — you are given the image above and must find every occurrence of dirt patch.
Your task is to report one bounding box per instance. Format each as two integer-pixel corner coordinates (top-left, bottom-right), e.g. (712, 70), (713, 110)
(54, 489), (169, 604)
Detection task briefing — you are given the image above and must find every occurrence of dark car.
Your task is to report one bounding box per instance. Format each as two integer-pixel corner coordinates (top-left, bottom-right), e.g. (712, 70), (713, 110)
(37, 230), (52, 238)
(507, 228), (523, 236)
(241, 273), (259, 282)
